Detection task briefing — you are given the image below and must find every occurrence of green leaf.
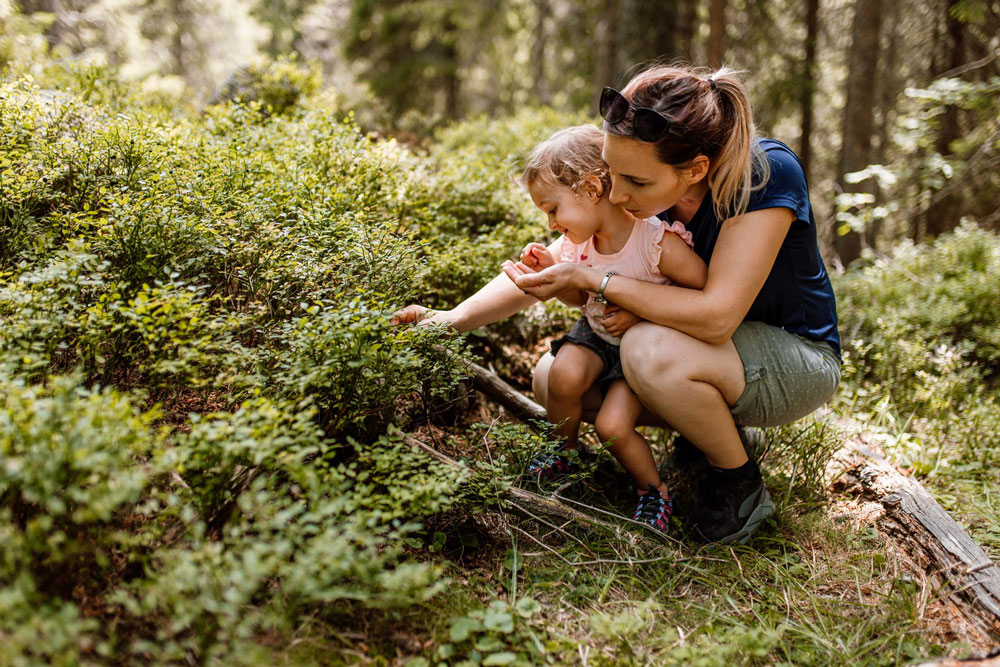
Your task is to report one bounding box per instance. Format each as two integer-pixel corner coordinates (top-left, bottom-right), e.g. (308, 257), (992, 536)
(449, 616), (482, 642)
(482, 652), (517, 666)
(514, 596), (541, 618)
(483, 607), (514, 633)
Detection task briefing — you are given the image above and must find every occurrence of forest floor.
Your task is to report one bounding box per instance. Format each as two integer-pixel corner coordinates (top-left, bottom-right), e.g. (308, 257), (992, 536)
(283, 349), (1000, 666)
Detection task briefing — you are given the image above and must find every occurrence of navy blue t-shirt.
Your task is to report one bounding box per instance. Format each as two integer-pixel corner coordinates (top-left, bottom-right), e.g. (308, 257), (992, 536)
(660, 138), (841, 357)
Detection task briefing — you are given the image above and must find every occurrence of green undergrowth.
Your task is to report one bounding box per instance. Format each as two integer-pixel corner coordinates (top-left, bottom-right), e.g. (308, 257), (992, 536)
(1, 53), (997, 665)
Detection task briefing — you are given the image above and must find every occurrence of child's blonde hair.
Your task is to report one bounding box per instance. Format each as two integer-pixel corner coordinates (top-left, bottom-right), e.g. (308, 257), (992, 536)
(517, 125), (611, 195)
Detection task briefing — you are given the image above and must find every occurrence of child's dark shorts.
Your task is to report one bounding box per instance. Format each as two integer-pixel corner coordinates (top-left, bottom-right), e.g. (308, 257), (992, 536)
(550, 317), (624, 390)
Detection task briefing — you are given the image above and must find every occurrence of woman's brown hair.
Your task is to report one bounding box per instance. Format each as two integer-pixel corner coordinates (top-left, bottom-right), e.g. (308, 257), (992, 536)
(606, 64), (769, 221)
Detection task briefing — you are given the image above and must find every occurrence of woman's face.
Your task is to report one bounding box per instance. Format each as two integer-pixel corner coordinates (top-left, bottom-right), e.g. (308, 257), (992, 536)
(602, 133), (696, 219)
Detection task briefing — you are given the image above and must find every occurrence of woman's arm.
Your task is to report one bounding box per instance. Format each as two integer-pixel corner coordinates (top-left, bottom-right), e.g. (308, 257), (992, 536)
(515, 207), (794, 344)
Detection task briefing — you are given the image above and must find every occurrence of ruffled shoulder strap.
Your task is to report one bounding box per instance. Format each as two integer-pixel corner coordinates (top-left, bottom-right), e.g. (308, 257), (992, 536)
(640, 217), (693, 276)
(662, 219), (694, 248)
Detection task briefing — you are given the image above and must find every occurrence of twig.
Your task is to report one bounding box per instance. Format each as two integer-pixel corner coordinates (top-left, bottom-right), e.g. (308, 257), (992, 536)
(510, 525), (678, 567)
(509, 504), (597, 557)
(482, 414), (501, 467)
(553, 491), (683, 547)
(935, 48), (1000, 79)
(405, 436), (621, 530)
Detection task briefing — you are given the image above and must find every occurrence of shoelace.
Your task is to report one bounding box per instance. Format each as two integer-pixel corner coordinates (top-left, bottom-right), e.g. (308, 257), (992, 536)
(633, 484), (673, 533)
(527, 452), (575, 479)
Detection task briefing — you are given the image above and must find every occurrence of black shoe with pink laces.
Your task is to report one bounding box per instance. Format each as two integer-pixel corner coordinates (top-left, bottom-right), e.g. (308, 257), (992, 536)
(632, 484), (673, 535)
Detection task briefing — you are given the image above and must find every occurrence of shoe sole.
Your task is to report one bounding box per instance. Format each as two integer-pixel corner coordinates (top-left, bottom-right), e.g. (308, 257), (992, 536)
(717, 487), (775, 545)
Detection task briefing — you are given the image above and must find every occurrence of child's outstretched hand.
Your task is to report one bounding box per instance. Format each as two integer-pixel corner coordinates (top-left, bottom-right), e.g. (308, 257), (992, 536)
(599, 305), (642, 338)
(519, 242), (556, 272)
(391, 304), (451, 327)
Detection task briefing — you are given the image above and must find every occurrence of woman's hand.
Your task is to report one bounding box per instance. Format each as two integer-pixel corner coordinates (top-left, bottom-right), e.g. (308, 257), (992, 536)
(390, 304), (454, 327)
(519, 242), (556, 271)
(509, 262), (599, 301)
(599, 305), (642, 338)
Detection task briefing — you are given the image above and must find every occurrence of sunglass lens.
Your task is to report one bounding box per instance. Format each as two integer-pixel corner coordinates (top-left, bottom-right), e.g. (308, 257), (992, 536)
(633, 108), (668, 142)
(600, 87), (629, 124)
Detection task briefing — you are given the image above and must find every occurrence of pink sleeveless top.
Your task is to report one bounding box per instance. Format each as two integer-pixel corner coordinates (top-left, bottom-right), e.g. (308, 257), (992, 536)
(559, 216), (694, 345)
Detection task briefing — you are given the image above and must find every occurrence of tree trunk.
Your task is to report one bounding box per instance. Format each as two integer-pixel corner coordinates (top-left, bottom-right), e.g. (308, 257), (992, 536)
(799, 0), (819, 181)
(868, 0), (902, 249)
(925, 0), (966, 238)
(833, 0), (883, 267)
(441, 14), (461, 120)
(616, 0), (677, 74)
(531, 0), (551, 105)
(674, 0), (697, 63)
(169, 0), (186, 77)
(707, 0), (726, 68)
(594, 0), (620, 104)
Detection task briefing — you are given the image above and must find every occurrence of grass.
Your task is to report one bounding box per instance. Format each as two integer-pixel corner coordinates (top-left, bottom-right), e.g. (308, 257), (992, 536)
(249, 407), (993, 666)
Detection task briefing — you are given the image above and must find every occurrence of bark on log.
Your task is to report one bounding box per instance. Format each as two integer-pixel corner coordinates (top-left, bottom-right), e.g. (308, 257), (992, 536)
(463, 359), (548, 424)
(916, 646), (1000, 666)
(832, 440), (1000, 643)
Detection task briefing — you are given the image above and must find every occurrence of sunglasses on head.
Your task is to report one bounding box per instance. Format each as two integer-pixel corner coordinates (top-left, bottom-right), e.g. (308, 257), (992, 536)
(599, 86), (703, 147)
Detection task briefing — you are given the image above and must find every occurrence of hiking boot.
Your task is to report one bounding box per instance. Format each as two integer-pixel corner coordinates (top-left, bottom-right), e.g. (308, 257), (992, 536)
(632, 484), (673, 535)
(691, 465), (774, 544)
(527, 450), (579, 481)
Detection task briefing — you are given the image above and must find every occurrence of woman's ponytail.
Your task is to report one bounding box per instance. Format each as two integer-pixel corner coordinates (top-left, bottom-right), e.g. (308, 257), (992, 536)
(705, 68), (769, 220)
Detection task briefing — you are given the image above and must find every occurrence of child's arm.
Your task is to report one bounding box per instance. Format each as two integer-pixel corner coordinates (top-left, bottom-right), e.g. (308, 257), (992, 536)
(657, 230), (708, 289)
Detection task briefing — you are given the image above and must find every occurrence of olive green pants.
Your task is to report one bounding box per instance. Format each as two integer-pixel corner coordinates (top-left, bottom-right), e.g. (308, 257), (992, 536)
(729, 321), (841, 427)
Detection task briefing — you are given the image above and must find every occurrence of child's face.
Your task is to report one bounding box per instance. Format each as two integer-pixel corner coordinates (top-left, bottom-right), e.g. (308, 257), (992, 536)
(527, 180), (603, 244)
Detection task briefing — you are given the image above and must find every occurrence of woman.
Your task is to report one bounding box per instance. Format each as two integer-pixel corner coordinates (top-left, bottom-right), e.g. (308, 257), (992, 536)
(396, 65), (841, 545)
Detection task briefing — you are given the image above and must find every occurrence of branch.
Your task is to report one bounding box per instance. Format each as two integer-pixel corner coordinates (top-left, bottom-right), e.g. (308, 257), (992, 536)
(935, 48), (1000, 79)
(462, 358), (548, 424)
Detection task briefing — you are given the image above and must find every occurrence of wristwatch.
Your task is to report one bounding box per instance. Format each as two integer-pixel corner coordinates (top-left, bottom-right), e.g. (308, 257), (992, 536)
(594, 271), (615, 305)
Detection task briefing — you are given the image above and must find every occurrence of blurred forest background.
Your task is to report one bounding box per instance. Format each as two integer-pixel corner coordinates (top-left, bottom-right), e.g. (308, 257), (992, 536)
(5, 0), (1000, 266)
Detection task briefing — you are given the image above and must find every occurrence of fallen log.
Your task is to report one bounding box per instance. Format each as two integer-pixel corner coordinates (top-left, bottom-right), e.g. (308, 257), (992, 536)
(915, 646), (1000, 666)
(463, 358), (547, 424)
(832, 439), (1000, 644)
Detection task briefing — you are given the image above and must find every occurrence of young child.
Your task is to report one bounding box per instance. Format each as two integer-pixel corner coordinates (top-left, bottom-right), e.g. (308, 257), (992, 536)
(502, 125), (707, 534)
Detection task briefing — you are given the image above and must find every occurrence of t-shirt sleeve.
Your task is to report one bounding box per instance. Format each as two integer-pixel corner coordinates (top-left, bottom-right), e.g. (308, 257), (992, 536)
(746, 143), (811, 227)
